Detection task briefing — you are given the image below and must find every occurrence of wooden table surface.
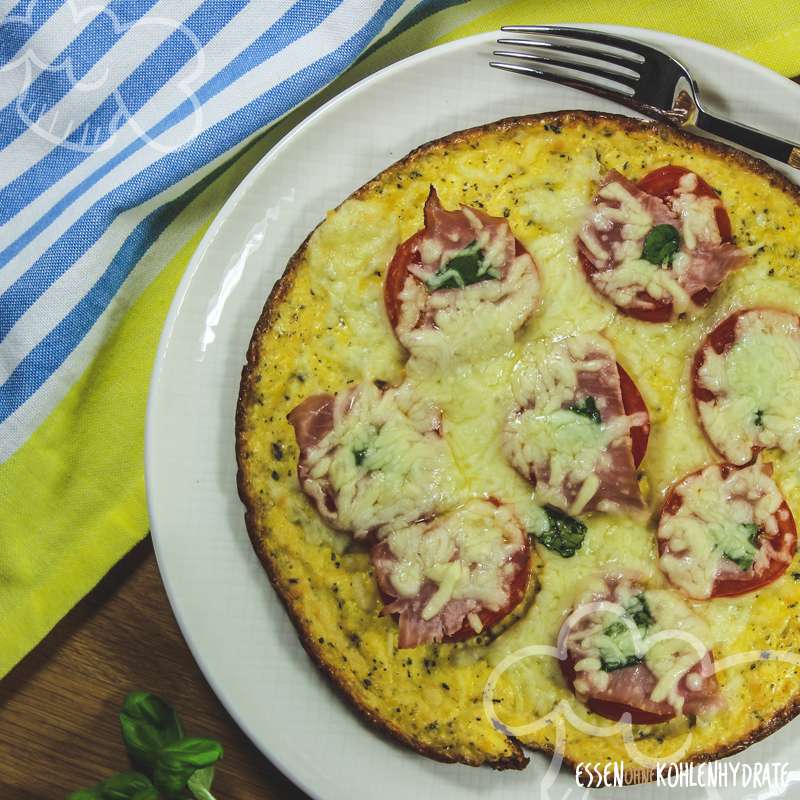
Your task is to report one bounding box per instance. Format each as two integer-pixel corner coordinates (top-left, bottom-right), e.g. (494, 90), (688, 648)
(3, 76), (799, 799)
(0, 538), (307, 800)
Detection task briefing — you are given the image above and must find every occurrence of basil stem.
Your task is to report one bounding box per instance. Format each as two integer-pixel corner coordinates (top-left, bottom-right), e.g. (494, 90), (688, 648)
(70, 692), (224, 800)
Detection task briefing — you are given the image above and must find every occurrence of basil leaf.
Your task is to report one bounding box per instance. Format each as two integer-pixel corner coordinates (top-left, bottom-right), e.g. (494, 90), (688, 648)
(68, 772), (158, 800)
(120, 692), (183, 769)
(599, 619), (643, 671)
(624, 593), (654, 630)
(754, 409), (764, 428)
(425, 240), (499, 291)
(353, 447), (367, 466)
(598, 594), (652, 672)
(567, 395), (601, 425)
(724, 523), (760, 571)
(153, 738), (223, 798)
(187, 767), (217, 800)
(641, 224), (680, 266)
(537, 506), (587, 558)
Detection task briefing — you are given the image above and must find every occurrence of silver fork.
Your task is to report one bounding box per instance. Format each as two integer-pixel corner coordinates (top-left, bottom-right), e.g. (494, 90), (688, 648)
(491, 25), (800, 169)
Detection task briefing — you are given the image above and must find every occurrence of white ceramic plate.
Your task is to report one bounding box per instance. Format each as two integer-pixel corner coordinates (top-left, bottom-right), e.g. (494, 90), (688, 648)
(146, 26), (800, 800)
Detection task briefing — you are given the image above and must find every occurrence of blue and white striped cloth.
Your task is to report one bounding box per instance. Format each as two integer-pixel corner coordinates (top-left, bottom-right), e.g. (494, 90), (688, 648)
(0, 0), (477, 461)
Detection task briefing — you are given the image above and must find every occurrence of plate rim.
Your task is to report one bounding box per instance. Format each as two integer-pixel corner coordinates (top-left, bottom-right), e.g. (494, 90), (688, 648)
(145, 24), (800, 800)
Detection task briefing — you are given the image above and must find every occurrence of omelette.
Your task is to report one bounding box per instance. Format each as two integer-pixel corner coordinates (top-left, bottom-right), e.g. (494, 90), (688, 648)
(235, 111), (800, 780)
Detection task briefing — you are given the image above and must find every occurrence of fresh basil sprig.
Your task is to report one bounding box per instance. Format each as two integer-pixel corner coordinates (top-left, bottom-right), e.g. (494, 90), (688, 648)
(69, 692), (223, 800)
(641, 224), (680, 266)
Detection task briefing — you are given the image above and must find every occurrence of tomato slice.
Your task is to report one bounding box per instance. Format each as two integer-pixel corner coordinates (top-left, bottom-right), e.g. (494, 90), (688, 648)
(384, 230), (423, 331)
(617, 363), (650, 468)
(579, 166), (734, 323)
(637, 166), (732, 242)
(691, 308), (800, 465)
(444, 539), (531, 643)
(658, 462), (797, 599)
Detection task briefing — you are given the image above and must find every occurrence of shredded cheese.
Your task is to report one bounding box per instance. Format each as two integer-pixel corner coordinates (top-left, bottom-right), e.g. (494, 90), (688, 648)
(384, 499), (526, 620)
(697, 309), (800, 465)
(303, 382), (460, 535)
(658, 463), (786, 599)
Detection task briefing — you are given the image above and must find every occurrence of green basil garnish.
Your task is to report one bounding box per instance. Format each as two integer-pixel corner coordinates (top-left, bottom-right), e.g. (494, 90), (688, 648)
(598, 593), (652, 672)
(599, 620), (644, 672)
(567, 395), (601, 425)
(353, 447), (368, 466)
(624, 593), (654, 630)
(425, 240), (500, 291)
(537, 506), (587, 558)
(754, 409), (765, 428)
(641, 224), (680, 266)
(724, 523), (760, 571)
(152, 740), (223, 799)
(70, 692), (223, 800)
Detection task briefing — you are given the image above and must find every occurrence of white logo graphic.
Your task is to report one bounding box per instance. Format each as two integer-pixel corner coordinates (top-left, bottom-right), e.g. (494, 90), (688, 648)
(0, 0), (206, 153)
(482, 597), (800, 798)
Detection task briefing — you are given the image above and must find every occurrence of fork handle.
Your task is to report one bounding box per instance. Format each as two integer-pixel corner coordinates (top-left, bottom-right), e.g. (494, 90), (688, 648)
(693, 108), (800, 169)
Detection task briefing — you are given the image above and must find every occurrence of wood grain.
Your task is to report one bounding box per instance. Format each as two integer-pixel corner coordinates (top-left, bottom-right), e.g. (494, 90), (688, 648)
(0, 538), (307, 799)
(2, 78), (799, 798)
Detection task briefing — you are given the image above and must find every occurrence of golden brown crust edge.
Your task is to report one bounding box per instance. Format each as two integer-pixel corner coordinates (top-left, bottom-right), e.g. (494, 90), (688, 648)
(235, 109), (800, 776)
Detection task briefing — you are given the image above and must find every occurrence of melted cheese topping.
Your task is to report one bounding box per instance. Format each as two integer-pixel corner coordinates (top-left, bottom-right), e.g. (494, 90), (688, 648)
(658, 464), (787, 599)
(671, 171), (722, 250)
(565, 576), (713, 714)
(303, 382), (460, 535)
(397, 252), (540, 366)
(697, 309), (800, 465)
(385, 499), (525, 620)
(503, 334), (644, 514)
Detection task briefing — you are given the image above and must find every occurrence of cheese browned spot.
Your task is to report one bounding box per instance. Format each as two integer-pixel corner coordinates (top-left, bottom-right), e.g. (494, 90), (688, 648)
(658, 462), (794, 599)
(578, 170), (746, 318)
(560, 573), (722, 719)
(503, 333), (646, 515)
(288, 381), (459, 537)
(372, 498), (529, 648)
(694, 308), (800, 465)
(394, 188), (540, 365)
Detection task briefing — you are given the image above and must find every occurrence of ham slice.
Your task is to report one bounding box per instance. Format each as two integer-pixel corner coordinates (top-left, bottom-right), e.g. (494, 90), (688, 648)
(504, 334), (646, 515)
(578, 170), (747, 318)
(287, 382), (455, 537)
(373, 553), (482, 648)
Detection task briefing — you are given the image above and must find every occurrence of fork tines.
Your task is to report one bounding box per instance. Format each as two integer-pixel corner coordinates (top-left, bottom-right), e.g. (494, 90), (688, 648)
(491, 25), (648, 103)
